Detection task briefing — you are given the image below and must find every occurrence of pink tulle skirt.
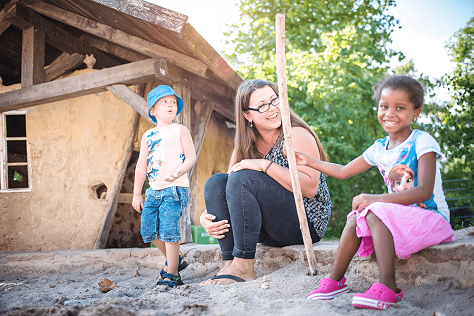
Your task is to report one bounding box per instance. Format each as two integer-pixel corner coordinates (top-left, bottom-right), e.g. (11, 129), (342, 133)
(348, 202), (455, 259)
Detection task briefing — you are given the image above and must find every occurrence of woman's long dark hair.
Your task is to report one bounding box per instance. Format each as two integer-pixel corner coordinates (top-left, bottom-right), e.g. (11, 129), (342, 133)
(232, 79), (328, 165)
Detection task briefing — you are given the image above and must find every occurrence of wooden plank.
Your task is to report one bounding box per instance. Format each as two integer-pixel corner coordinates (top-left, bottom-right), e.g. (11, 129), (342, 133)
(107, 84), (155, 125)
(276, 14), (317, 275)
(173, 82), (191, 129)
(187, 100), (215, 226)
(192, 101), (215, 155)
(82, 34), (147, 62)
(45, 52), (84, 82)
(180, 23), (243, 90)
(0, 58), (166, 112)
(171, 82), (193, 243)
(21, 25), (44, 87)
(95, 112), (141, 249)
(117, 193), (144, 204)
(4, 1), (30, 30)
(5, 3), (118, 69)
(90, 0), (188, 34)
(23, 0), (208, 78)
(0, 4), (12, 36)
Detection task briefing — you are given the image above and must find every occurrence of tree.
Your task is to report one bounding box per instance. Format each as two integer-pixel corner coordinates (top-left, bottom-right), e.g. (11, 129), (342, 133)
(437, 17), (473, 176)
(433, 17), (474, 226)
(225, 0), (402, 237)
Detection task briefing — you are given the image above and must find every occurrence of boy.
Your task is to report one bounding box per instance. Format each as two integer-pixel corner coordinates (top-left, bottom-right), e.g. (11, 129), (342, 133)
(132, 85), (196, 287)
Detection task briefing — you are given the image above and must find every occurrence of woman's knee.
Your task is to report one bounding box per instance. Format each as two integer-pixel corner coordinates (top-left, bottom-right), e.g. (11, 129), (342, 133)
(204, 173), (228, 197)
(226, 169), (256, 192)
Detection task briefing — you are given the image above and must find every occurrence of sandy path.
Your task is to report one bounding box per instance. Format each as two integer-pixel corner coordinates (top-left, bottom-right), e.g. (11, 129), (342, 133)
(1, 229), (474, 316)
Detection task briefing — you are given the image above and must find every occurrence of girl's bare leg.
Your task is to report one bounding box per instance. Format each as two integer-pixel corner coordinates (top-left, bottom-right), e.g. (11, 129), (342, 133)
(329, 214), (362, 281)
(365, 211), (397, 292)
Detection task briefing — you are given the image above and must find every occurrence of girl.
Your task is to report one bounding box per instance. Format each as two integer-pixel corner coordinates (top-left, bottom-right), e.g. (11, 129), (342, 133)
(295, 75), (455, 310)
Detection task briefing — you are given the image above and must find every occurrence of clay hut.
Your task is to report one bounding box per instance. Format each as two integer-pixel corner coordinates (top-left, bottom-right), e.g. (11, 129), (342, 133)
(0, 0), (242, 252)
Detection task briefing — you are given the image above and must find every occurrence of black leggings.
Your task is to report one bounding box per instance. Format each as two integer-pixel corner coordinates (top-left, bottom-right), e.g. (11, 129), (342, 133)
(204, 170), (320, 260)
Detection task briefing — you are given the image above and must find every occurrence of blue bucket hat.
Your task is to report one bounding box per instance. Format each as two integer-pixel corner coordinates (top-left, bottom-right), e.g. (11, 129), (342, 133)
(147, 85), (184, 123)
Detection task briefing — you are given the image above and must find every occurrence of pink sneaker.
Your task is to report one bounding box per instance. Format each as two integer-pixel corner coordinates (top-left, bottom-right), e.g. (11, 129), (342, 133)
(352, 283), (403, 310)
(307, 277), (350, 300)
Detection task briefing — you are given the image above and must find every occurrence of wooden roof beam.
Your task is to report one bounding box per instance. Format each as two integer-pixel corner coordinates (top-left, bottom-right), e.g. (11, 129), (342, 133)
(81, 34), (147, 63)
(0, 58), (166, 112)
(181, 23), (243, 90)
(5, 3), (118, 70)
(89, 0), (188, 34)
(0, 0), (18, 36)
(106, 84), (154, 125)
(22, 0), (209, 78)
(45, 52), (85, 82)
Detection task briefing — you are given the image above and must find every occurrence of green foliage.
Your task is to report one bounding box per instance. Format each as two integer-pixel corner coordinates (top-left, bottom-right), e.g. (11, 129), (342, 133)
(427, 17), (474, 221)
(225, 0), (402, 238)
(437, 17), (474, 175)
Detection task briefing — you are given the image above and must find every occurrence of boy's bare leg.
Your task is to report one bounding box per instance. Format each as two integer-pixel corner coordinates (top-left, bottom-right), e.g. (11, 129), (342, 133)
(164, 241), (180, 277)
(329, 214), (361, 281)
(151, 238), (167, 274)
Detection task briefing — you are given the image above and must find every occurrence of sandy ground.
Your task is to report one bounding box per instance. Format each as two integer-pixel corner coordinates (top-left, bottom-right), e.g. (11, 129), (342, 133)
(1, 229), (474, 316)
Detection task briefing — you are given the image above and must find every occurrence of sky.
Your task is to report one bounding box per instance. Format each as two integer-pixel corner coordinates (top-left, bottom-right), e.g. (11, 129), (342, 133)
(151, 0), (474, 101)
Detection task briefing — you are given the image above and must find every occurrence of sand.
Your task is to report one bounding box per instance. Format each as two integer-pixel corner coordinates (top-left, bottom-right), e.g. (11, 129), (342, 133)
(1, 228), (474, 316)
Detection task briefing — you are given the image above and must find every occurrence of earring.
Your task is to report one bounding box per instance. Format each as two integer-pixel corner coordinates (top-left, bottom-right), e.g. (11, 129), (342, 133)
(250, 121), (253, 127)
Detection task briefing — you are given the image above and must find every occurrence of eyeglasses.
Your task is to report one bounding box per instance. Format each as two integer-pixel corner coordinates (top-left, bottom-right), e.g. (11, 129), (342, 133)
(246, 95), (280, 113)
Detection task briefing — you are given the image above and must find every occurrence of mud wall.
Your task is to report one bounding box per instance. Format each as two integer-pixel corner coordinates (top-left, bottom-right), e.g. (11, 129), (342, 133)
(193, 112), (234, 224)
(0, 69), (136, 252)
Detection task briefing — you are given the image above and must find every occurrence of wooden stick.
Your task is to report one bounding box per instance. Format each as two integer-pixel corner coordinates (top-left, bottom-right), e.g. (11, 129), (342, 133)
(275, 14), (318, 275)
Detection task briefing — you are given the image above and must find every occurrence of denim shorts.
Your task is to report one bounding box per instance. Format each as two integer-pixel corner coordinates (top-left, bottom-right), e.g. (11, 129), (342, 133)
(140, 186), (189, 243)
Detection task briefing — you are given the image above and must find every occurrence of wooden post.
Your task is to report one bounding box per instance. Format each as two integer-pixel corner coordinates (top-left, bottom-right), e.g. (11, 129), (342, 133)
(21, 24), (45, 87)
(94, 111), (141, 249)
(275, 13), (318, 275)
(172, 82), (193, 243)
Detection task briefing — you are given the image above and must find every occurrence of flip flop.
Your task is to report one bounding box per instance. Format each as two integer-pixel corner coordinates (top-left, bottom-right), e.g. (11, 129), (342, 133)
(210, 274), (246, 283)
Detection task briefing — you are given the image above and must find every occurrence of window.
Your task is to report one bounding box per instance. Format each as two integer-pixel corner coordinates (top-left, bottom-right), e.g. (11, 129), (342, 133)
(1, 111), (30, 190)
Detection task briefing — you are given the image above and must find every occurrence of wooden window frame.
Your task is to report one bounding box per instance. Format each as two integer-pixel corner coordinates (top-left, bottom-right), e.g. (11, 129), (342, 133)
(1, 110), (31, 191)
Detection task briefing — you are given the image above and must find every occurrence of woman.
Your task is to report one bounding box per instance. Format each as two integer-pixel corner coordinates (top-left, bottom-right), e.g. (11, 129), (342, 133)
(201, 79), (331, 285)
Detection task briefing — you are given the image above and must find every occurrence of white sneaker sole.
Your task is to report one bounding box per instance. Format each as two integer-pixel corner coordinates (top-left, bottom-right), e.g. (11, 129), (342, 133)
(307, 287), (350, 300)
(352, 296), (394, 310)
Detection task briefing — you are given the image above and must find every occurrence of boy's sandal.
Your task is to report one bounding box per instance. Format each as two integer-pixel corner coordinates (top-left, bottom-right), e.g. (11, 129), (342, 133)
(160, 253), (188, 278)
(352, 282), (403, 310)
(156, 272), (184, 288)
(307, 276), (350, 300)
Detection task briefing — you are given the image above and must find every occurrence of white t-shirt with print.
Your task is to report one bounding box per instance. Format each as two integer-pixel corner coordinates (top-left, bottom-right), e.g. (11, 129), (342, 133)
(362, 129), (449, 221)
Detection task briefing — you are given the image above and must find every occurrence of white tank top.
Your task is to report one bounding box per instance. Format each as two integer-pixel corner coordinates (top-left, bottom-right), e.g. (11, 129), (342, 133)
(145, 123), (189, 190)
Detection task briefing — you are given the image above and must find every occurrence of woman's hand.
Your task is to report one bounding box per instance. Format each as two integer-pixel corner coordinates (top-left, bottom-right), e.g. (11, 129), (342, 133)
(228, 159), (268, 173)
(200, 212), (230, 239)
(352, 193), (380, 212)
(132, 195), (143, 213)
